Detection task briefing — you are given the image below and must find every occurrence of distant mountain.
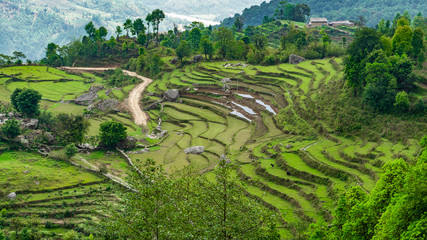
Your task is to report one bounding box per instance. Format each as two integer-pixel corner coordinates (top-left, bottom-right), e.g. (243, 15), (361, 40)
(221, 0), (427, 28)
(0, 0), (264, 60)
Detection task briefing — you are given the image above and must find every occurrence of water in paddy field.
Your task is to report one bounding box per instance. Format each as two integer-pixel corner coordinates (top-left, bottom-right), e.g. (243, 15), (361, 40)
(255, 99), (276, 115)
(230, 110), (251, 122)
(237, 93), (276, 115)
(237, 93), (254, 99)
(232, 101), (256, 115)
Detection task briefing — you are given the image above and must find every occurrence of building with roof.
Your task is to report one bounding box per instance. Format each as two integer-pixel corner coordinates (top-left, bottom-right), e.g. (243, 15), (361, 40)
(308, 18), (328, 28)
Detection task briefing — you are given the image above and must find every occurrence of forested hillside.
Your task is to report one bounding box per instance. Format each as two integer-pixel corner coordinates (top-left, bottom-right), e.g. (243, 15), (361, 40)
(0, 0), (263, 60)
(222, 0), (427, 28)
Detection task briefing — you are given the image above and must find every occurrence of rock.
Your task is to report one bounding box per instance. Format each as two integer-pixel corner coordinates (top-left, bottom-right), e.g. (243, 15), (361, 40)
(34, 180), (39, 185)
(89, 85), (105, 93)
(7, 192), (16, 200)
(289, 54), (306, 64)
(184, 146), (205, 154)
(220, 154), (231, 164)
(221, 78), (231, 84)
(17, 135), (29, 148)
(164, 89), (180, 102)
(23, 170), (30, 174)
(147, 92), (155, 96)
(75, 93), (98, 106)
(21, 118), (39, 130)
(44, 132), (56, 144)
(117, 136), (138, 149)
(171, 57), (179, 64)
(89, 99), (119, 112)
(193, 55), (204, 63)
(285, 144), (293, 149)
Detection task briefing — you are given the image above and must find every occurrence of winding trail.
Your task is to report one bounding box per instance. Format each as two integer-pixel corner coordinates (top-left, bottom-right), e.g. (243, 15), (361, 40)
(60, 67), (152, 126)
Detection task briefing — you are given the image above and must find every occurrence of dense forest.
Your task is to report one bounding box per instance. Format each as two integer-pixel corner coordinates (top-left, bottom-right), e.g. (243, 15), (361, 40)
(221, 0), (427, 28)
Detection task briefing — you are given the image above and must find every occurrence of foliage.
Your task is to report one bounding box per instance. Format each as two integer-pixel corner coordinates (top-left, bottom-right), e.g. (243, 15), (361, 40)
(101, 159), (280, 239)
(308, 138), (427, 239)
(65, 143), (79, 160)
(10, 88), (42, 117)
(221, 0), (427, 28)
(176, 40), (191, 63)
(99, 121), (127, 148)
(54, 114), (90, 145)
(0, 118), (20, 141)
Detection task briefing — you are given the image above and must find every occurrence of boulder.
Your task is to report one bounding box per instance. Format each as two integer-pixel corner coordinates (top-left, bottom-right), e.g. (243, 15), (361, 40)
(117, 136), (138, 149)
(285, 144), (293, 149)
(184, 146), (205, 154)
(289, 54), (306, 64)
(171, 57), (179, 64)
(7, 192), (16, 200)
(89, 85), (105, 93)
(21, 118), (39, 130)
(44, 132), (56, 144)
(193, 55), (204, 63)
(164, 89), (180, 102)
(221, 78), (231, 84)
(75, 93), (98, 106)
(89, 99), (119, 112)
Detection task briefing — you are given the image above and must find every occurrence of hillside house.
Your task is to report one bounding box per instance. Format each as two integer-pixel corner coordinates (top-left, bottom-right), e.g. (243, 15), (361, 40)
(329, 20), (354, 27)
(309, 18), (328, 28)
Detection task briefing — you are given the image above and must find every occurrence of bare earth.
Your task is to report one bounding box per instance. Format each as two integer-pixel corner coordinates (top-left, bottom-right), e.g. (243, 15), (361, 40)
(60, 67), (153, 126)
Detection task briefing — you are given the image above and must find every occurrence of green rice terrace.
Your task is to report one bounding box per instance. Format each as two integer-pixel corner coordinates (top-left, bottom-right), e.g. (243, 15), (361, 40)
(0, 58), (425, 238)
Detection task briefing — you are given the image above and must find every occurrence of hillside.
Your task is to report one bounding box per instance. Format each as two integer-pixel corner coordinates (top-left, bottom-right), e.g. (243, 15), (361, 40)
(0, 0), (264, 60)
(221, 0), (427, 28)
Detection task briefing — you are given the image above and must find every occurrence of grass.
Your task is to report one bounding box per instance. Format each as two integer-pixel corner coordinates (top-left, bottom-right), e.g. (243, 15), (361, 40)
(0, 151), (101, 193)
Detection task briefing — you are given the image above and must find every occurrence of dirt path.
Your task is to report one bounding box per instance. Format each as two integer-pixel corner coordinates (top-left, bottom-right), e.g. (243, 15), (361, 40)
(60, 67), (152, 126)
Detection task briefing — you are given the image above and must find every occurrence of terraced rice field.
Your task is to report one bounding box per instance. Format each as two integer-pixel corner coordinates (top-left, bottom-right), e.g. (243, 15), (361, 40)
(138, 58), (422, 236)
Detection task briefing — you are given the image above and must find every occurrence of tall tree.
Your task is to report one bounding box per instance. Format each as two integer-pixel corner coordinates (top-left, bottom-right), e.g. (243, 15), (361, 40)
(85, 21), (96, 41)
(151, 9), (165, 45)
(133, 18), (146, 37)
(214, 27), (234, 59)
(200, 37), (214, 59)
(188, 27), (202, 50)
(392, 18), (413, 56)
(115, 26), (122, 40)
(123, 19), (133, 37)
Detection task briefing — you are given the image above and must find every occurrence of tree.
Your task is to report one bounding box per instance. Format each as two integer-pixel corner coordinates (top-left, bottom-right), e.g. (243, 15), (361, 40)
(214, 27), (234, 59)
(274, 1), (287, 20)
(97, 26), (108, 41)
(115, 26), (122, 40)
(146, 54), (164, 76)
(188, 27), (202, 50)
(137, 33), (147, 47)
(176, 40), (191, 63)
(65, 143), (79, 160)
(253, 34), (268, 51)
(54, 114), (89, 145)
(151, 9), (165, 44)
(145, 13), (153, 46)
(345, 28), (381, 94)
(123, 19), (133, 37)
(394, 91), (409, 112)
(411, 28), (425, 64)
(0, 118), (20, 141)
(392, 18), (413, 55)
(99, 121), (127, 148)
(11, 88), (42, 117)
(200, 37), (214, 59)
(234, 17), (244, 32)
(133, 18), (146, 37)
(85, 21), (96, 41)
(12, 51), (26, 61)
(102, 158), (280, 239)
